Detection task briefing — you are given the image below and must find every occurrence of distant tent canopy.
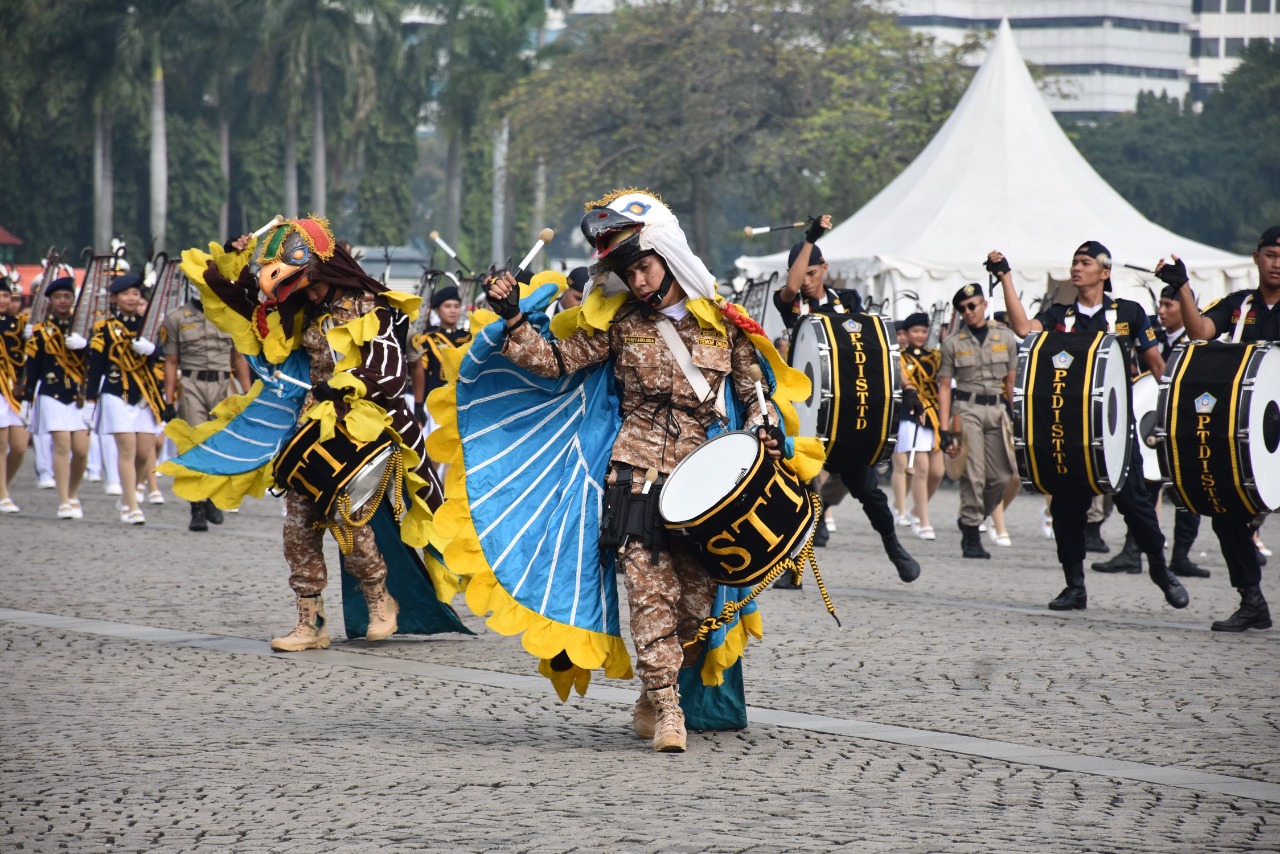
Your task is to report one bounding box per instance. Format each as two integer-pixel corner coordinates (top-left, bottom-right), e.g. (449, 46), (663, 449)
(737, 19), (1255, 323)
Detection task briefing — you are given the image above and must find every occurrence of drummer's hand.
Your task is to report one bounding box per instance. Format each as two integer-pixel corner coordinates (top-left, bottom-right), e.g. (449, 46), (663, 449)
(310, 382), (343, 403)
(757, 425), (784, 459)
(1155, 254), (1188, 288)
(486, 272), (522, 322)
(984, 251), (1010, 277)
(228, 234), (252, 253)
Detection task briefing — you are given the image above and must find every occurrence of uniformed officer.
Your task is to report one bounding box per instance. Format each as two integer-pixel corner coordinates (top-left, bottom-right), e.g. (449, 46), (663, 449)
(410, 285), (472, 426)
(1161, 226), (1280, 631)
(774, 215), (920, 583)
(995, 242), (1189, 612)
(937, 283), (1018, 559)
(162, 292), (250, 531)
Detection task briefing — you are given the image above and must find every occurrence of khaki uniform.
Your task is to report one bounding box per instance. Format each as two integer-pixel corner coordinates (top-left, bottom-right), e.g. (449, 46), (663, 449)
(162, 300), (236, 425)
(939, 325), (1017, 527)
(503, 302), (764, 689)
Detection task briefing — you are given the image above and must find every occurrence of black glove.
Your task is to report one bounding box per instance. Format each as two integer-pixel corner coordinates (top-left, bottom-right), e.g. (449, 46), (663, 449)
(1156, 258), (1189, 289)
(311, 382), (344, 403)
(514, 267), (533, 285)
(414, 400), (426, 423)
(984, 255), (1011, 276)
(804, 216), (827, 244)
(162, 403), (177, 422)
(758, 424), (787, 452)
(938, 430), (955, 453)
(902, 388), (922, 418)
(486, 278), (521, 320)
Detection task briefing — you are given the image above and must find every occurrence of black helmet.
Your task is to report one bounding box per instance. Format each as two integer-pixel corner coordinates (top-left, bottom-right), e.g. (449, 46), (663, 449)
(581, 206), (657, 273)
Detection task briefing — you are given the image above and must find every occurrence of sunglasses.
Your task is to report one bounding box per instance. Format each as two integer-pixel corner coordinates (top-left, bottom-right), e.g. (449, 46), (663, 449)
(958, 300), (983, 313)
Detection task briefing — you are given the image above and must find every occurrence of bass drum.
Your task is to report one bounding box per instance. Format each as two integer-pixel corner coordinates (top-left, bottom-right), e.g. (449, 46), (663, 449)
(1155, 340), (1280, 517)
(273, 420), (397, 521)
(1132, 372), (1162, 483)
(1012, 331), (1132, 496)
(659, 431), (816, 587)
(790, 312), (900, 470)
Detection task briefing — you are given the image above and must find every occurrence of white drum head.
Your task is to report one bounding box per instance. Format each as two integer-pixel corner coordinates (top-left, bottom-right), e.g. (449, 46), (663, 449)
(789, 317), (830, 440)
(1096, 337), (1131, 486)
(660, 432), (758, 524)
(1246, 346), (1280, 511)
(1132, 372), (1160, 482)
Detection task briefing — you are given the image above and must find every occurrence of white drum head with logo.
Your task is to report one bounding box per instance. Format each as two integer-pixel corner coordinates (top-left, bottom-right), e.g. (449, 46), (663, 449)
(1132, 372), (1160, 482)
(1095, 336), (1132, 489)
(660, 431), (758, 524)
(789, 316), (832, 442)
(1246, 345), (1280, 511)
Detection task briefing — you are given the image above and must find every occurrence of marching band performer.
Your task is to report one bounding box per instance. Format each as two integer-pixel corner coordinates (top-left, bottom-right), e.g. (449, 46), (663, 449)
(1161, 226), (1280, 631)
(86, 274), (165, 525)
(462, 191), (821, 752)
(0, 275), (29, 512)
(994, 242), (1190, 612)
(410, 285), (472, 427)
(22, 276), (91, 519)
(775, 215), (921, 583)
(893, 312), (944, 542)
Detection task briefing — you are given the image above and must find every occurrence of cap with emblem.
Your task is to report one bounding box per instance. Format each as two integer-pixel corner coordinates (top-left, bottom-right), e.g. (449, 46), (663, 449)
(45, 276), (75, 296)
(787, 241), (825, 269)
(430, 286), (460, 308)
(1258, 226), (1280, 249)
(952, 283), (981, 308)
(108, 273), (143, 294)
(902, 312), (929, 329)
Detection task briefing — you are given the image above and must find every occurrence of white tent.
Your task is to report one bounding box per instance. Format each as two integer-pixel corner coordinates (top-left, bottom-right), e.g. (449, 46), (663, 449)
(737, 19), (1255, 326)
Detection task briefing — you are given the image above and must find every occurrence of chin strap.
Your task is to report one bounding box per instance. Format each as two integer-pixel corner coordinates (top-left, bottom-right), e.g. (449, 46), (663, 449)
(645, 269), (676, 309)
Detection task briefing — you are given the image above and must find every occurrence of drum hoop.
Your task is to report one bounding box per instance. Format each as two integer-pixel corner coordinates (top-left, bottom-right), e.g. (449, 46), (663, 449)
(1077, 334), (1106, 492)
(332, 443), (396, 516)
(664, 434), (767, 530)
(1165, 342), (1198, 511)
(819, 315), (842, 452)
(1020, 333), (1049, 492)
(794, 315), (836, 437)
(1227, 346), (1260, 515)
(865, 314), (895, 465)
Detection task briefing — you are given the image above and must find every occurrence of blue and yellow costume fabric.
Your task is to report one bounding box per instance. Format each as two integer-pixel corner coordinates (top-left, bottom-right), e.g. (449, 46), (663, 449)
(427, 273), (822, 707)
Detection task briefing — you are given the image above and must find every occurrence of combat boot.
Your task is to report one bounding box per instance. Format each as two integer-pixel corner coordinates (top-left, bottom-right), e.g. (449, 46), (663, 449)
(1092, 533), (1141, 573)
(270, 594), (331, 651)
(1084, 522), (1109, 554)
(633, 688), (656, 739)
(881, 531), (921, 582)
(1169, 546), (1210, 578)
(1048, 563), (1087, 611)
(1211, 586), (1272, 632)
(188, 501), (208, 532)
(958, 520), (990, 559)
(649, 685), (686, 753)
(204, 499), (224, 525)
(1147, 554), (1189, 609)
(362, 579), (400, 642)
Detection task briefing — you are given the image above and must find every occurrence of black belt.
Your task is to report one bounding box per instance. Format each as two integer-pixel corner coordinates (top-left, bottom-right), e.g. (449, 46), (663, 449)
(954, 390), (1001, 406)
(182, 370), (229, 382)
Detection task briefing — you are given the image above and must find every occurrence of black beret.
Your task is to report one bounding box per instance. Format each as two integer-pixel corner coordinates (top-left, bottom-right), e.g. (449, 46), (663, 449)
(45, 276), (76, 296)
(893, 320), (906, 332)
(0, 279), (10, 295)
(902, 312), (929, 330)
(108, 273), (143, 294)
(1074, 240), (1112, 265)
(1258, 226), (1280, 249)
(430, 286), (461, 308)
(566, 266), (589, 293)
(787, 241), (824, 269)
(952, 283), (982, 307)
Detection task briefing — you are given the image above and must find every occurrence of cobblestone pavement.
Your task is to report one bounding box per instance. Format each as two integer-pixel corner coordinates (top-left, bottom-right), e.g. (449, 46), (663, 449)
(2, 466), (1278, 852)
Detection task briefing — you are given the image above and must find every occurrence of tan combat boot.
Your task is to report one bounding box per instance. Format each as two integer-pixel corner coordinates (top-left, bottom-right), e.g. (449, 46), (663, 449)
(270, 595), (331, 651)
(362, 579), (400, 642)
(633, 688), (656, 739)
(649, 685), (686, 753)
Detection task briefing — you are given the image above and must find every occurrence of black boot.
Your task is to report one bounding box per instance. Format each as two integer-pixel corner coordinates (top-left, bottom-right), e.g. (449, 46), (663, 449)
(1169, 546), (1210, 578)
(882, 532), (920, 582)
(958, 519), (990, 559)
(1211, 586), (1272, 632)
(772, 570), (803, 590)
(1092, 533), (1141, 573)
(812, 518), (829, 548)
(1048, 562), (1087, 610)
(204, 499), (224, 526)
(1084, 522), (1109, 554)
(1147, 553), (1189, 609)
(188, 501), (208, 532)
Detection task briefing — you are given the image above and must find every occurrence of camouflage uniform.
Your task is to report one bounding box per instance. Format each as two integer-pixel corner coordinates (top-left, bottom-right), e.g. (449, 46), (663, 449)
(281, 290), (418, 597)
(503, 302), (765, 689)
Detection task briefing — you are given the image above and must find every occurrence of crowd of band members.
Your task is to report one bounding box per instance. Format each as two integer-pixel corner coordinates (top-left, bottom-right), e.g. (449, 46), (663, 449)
(0, 223), (1274, 633)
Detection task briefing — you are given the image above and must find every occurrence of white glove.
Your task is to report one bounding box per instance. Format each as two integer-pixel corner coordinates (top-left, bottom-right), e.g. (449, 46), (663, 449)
(19, 401), (29, 423)
(80, 402), (96, 427)
(22, 323), (33, 339)
(65, 332), (87, 350)
(131, 337), (156, 356)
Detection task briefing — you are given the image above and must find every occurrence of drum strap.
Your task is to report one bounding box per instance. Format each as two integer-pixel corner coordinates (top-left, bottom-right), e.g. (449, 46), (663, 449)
(1062, 306), (1117, 334)
(1231, 295), (1253, 343)
(654, 317), (727, 419)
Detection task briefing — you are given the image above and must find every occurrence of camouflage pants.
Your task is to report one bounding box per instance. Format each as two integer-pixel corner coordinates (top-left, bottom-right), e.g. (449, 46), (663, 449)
(283, 490), (386, 597)
(620, 539), (715, 690)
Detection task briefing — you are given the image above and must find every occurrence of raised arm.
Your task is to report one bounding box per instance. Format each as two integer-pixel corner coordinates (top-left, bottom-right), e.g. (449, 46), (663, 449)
(486, 272), (611, 378)
(779, 214), (831, 305)
(988, 250), (1038, 337)
(1155, 254), (1218, 342)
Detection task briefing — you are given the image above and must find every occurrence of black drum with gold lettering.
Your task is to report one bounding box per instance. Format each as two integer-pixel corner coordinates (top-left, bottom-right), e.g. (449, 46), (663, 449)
(658, 431), (816, 586)
(1012, 331), (1132, 496)
(273, 420), (396, 520)
(789, 312), (900, 470)
(1155, 340), (1280, 517)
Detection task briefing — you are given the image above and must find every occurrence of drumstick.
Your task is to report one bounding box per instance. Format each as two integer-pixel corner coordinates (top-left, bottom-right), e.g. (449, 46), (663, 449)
(746, 364), (771, 427)
(1123, 263), (1153, 274)
(429, 231), (473, 275)
(906, 420), (920, 475)
(252, 215), (285, 240)
(513, 228), (555, 280)
(743, 222), (806, 238)
(272, 370), (312, 390)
